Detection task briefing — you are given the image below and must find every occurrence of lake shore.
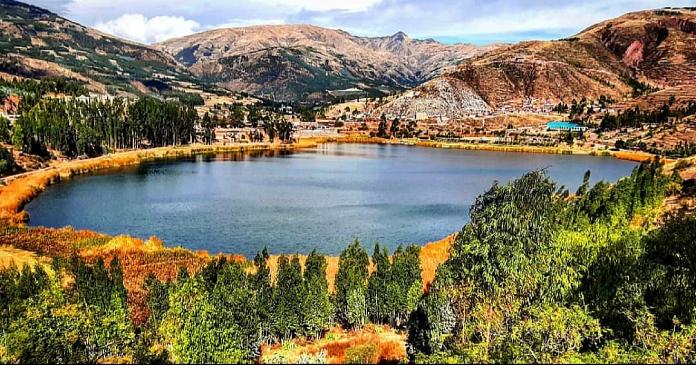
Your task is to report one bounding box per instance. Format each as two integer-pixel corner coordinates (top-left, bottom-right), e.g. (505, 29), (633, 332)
(0, 140), (319, 224)
(319, 135), (659, 163)
(1, 136), (657, 225)
(0, 137), (668, 324)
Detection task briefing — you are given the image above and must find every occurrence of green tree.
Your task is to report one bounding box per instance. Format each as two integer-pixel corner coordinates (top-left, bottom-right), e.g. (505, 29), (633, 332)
(302, 250), (333, 338)
(0, 116), (10, 143)
(272, 255), (303, 340)
(0, 145), (17, 176)
(201, 112), (216, 144)
(335, 240), (369, 329)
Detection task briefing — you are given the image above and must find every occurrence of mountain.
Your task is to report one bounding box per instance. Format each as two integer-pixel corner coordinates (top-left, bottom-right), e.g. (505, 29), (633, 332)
(379, 8), (696, 120)
(0, 0), (204, 95)
(156, 25), (499, 102)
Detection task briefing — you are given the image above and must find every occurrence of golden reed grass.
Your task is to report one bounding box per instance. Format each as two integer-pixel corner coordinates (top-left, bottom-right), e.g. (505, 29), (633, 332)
(260, 324), (407, 364)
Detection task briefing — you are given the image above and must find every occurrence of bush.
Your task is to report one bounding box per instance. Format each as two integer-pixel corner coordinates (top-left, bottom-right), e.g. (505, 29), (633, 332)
(345, 343), (379, 364)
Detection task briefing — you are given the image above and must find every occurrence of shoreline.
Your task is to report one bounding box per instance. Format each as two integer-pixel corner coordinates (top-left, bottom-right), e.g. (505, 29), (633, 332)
(0, 140), (320, 224)
(322, 136), (659, 163)
(0, 136), (658, 266)
(0, 136), (668, 315)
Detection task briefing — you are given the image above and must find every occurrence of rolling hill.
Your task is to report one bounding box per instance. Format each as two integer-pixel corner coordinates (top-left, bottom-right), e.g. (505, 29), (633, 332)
(0, 0), (206, 95)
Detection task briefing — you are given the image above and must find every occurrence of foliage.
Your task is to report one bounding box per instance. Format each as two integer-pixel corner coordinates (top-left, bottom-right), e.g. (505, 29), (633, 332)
(334, 240), (369, 329)
(345, 343), (379, 364)
(367, 244), (422, 327)
(0, 257), (134, 363)
(0, 116), (11, 143)
(408, 158), (685, 363)
(302, 250), (333, 339)
(13, 96), (197, 156)
(0, 145), (17, 176)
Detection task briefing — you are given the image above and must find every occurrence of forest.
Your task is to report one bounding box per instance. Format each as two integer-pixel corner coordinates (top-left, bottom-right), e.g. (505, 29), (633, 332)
(599, 100), (696, 131)
(1, 158), (694, 363)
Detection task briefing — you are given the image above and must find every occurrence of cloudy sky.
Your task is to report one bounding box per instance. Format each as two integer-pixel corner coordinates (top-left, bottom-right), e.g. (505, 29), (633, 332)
(27, 0), (696, 44)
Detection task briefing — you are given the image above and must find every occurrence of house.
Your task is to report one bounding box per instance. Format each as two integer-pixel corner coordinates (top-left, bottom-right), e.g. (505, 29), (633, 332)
(546, 121), (588, 132)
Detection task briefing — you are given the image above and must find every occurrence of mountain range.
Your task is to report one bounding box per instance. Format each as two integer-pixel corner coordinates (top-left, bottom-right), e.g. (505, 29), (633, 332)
(1, 0), (695, 114)
(378, 8), (696, 120)
(155, 25), (498, 101)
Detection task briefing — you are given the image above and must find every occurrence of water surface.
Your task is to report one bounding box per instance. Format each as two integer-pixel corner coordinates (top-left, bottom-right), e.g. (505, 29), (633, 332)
(26, 144), (637, 256)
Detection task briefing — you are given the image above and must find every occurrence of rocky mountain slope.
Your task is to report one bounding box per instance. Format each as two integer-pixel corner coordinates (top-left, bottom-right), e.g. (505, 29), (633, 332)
(156, 25), (498, 101)
(379, 8), (696, 120)
(0, 0), (204, 95)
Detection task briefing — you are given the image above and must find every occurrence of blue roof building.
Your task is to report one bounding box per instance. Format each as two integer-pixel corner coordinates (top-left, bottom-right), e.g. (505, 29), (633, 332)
(546, 121), (588, 132)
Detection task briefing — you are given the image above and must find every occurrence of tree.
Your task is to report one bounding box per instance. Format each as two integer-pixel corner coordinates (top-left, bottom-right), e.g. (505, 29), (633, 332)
(302, 250), (333, 338)
(367, 243), (391, 324)
(377, 114), (389, 138)
(390, 245), (422, 327)
(253, 248), (273, 342)
(390, 118), (401, 138)
(0, 145), (17, 176)
(228, 104), (246, 128)
(642, 214), (696, 328)
(408, 283), (456, 355)
(247, 106), (261, 128)
(272, 255), (303, 340)
(335, 240), (369, 329)
(0, 116), (10, 143)
(446, 170), (561, 301)
(201, 112), (216, 144)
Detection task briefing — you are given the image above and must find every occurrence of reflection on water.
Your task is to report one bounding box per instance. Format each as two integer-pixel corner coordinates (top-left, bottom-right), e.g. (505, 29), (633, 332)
(26, 144), (638, 257)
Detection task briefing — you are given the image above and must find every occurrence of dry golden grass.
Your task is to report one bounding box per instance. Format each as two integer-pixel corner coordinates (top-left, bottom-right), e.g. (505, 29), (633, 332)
(0, 245), (51, 272)
(260, 324), (407, 364)
(0, 225), (210, 324)
(420, 233), (456, 290)
(612, 150), (658, 162)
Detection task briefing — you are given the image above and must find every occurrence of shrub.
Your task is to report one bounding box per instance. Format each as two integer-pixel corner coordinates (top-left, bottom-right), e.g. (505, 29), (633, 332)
(345, 343), (379, 364)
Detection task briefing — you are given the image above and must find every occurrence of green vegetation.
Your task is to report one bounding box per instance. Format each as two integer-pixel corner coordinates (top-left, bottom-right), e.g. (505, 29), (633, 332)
(408, 159), (691, 363)
(625, 76), (659, 98)
(0, 77), (88, 98)
(600, 101), (696, 131)
(13, 96), (197, 157)
(1, 257), (133, 363)
(0, 1), (203, 95)
(0, 157), (692, 363)
(0, 145), (17, 176)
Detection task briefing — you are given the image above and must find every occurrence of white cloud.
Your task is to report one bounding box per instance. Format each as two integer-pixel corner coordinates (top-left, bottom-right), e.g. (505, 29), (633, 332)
(211, 18), (287, 29)
(94, 14), (200, 44)
(28, 0), (696, 44)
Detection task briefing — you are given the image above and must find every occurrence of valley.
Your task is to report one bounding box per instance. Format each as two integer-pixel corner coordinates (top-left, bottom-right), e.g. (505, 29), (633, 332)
(0, 0), (695, 364)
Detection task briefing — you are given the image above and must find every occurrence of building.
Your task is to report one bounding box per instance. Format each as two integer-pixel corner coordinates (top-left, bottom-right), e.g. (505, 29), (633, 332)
(546, 121), (588, 132)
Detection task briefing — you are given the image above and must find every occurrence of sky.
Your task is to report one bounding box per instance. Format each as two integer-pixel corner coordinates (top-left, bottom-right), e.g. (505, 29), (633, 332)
(26, 0), (696, 45)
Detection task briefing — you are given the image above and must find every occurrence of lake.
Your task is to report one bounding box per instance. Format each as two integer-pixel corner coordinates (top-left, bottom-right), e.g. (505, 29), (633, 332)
(26, 143), (637, 257)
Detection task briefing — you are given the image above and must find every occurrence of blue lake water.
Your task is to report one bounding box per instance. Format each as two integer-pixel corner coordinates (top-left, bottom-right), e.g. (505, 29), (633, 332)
(25, 143), (637, 257)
